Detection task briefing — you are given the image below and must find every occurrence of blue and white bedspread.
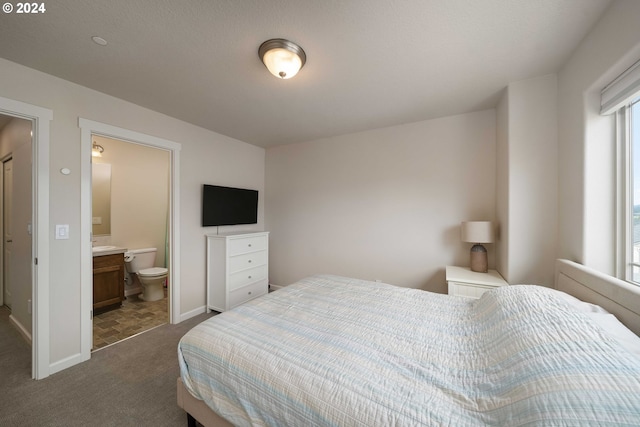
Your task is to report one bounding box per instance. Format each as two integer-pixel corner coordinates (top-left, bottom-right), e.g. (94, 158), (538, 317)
(178, 275), (640, 426)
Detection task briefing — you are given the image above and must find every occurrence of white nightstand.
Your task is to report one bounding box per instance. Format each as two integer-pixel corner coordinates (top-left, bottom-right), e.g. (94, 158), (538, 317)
(446, 265), (508, 299)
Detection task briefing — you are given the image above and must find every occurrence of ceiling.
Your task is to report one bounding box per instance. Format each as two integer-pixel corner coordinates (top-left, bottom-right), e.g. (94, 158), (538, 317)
(0, 0), (612, 148)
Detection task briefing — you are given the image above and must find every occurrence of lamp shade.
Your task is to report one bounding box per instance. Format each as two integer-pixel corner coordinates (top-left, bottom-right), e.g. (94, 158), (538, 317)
(461, 221), (494, 244)
(259, 39), (306, 79)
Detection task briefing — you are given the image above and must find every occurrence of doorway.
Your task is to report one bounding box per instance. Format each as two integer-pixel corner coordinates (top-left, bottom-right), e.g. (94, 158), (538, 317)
(0, 98), (52, 380)
(79, 118), (181, 363)
(90, 135), (171, 350)
(0, 115), (32, 373)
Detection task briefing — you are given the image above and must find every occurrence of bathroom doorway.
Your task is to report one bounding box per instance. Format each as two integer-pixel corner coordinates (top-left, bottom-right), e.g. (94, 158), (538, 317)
(80, 118), (181, 363)
(90, 135), (171, 350)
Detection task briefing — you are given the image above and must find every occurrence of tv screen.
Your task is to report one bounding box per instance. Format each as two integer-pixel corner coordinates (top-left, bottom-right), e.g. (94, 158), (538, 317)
(202, 184), (258, 227)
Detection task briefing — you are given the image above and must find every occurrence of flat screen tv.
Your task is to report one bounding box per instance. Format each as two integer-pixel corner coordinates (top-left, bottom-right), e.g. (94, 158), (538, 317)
(202, 184), (258, 227)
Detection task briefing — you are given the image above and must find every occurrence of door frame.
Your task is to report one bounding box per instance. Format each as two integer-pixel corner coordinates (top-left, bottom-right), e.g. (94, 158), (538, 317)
(0, 96), (52, 380)
(79, 118), (181, 360)
(0, 155), (5, 308)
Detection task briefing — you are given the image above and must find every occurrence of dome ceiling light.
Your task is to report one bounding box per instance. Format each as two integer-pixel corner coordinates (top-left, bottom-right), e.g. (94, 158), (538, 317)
(258, 38), (306, 80)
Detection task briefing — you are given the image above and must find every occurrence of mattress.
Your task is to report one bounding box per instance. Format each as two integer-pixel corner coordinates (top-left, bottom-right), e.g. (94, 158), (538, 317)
(178, 275), (640, 426)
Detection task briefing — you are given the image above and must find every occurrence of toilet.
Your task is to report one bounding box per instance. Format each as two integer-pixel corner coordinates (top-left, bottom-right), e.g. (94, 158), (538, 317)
(124, 247), (168, 301)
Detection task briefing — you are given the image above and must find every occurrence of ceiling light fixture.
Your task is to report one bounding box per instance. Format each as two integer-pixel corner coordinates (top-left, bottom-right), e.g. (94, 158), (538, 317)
(258, 38), (306, 79)
(92, 142), (104, 157)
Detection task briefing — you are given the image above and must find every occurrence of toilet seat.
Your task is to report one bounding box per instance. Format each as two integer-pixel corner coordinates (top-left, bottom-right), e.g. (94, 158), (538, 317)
(138, 267), (168, 278)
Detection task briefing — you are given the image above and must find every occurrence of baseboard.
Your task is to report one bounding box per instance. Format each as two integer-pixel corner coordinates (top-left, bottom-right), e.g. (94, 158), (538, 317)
(269, 283), (285, 291)
(9, 314), (32, 345)
(179, 305), (207, 323)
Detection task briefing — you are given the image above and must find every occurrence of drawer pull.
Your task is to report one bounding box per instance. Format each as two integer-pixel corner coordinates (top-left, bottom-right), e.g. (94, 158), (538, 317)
(248, 260), (252, 263)
(248, 275), (252, 279)
(248, 244), (252, 247)
(248, 291), (252, 295)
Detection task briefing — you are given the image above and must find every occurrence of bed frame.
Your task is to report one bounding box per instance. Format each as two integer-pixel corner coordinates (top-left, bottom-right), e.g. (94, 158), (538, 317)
(177, 258), (640, 426)
(177, 377), (233, 427)
(555, 259), (640, 335)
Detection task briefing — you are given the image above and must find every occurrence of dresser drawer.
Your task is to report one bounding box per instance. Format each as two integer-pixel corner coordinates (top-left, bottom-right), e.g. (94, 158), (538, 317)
(228, 235), (268, 256)
(448, 282), (495, 299)
(228, 264), (268, 291)
(229, 280), (267, 308)
(228, 250), (267, 274)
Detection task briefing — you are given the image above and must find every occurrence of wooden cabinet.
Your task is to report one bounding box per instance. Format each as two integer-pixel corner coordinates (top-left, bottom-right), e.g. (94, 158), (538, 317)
(446, 265), (508, 299)
(93, 253), (125, 314)
(206, 232), (269, 312)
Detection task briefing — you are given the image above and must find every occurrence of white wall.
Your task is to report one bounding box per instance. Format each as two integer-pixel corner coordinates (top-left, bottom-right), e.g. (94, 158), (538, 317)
(558, 0), (640, 274)
(496, 75), (558, 286)
(266, 110), (496, 293)
(0, 58), (265, 369)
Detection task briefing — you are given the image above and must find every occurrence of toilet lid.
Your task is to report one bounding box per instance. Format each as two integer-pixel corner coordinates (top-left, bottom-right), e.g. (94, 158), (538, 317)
(138, 267), (168, 277)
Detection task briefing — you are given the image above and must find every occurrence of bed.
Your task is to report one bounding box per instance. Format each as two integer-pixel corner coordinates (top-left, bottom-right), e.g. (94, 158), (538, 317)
(177, 259), (640, 426)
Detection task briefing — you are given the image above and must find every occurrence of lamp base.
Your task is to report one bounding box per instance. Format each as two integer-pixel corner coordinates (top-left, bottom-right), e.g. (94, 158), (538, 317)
(470, 244), (488, 273)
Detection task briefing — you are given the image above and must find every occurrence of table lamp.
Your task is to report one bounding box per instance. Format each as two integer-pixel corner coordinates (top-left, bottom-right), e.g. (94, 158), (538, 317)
(461, 221), (494, 273)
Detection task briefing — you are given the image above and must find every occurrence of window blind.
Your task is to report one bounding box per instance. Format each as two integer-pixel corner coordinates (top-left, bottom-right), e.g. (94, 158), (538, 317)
(601, 58), (640, 115)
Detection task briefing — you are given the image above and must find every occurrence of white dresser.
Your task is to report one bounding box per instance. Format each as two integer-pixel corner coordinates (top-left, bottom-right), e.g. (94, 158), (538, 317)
(206, 231), (269, 312)
(446, 265), (508, 299)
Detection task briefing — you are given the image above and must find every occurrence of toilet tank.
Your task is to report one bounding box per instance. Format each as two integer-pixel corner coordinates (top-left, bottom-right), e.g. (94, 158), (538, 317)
(124, 247), (157, 273)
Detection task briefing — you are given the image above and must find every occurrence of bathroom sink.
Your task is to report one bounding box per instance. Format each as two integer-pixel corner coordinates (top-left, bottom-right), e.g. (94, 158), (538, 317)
(92, 245), (118, 252)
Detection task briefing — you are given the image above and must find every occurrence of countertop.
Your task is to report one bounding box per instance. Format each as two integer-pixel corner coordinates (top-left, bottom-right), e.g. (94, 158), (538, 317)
(92, 246), (127, 257)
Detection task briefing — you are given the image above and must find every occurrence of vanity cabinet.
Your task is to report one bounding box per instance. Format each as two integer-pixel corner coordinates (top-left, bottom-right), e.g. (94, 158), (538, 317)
(206, 232), (269, 312)
(93, 252), (125, 314)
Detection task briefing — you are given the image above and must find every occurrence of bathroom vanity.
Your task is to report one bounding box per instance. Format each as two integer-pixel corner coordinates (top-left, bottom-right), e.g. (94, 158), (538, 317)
(92, 247), (126, 314)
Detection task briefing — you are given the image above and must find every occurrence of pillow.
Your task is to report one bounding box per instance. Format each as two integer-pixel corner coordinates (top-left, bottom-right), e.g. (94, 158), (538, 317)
(547, 287), (640, 356)
(589, 312), (640, 356)
(549, 287), (611, 314)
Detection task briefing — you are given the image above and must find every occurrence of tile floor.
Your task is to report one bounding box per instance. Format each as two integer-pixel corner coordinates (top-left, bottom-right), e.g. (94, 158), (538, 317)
(93, 291), (168, 350)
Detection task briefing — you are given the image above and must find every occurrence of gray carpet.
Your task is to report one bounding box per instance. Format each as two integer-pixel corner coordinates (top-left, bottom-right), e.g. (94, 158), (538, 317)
(0, 305), (214, 427)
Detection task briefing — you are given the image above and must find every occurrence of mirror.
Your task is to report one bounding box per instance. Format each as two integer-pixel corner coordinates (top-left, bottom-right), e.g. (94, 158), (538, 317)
(92, 163), (111, 236)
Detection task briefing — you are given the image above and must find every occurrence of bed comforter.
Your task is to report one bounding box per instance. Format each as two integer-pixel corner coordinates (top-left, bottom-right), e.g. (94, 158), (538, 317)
(178, 275), (640, 426)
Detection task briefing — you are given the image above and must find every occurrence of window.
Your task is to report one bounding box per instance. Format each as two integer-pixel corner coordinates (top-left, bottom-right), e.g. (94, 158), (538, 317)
(603, 58), (640, 285)
(626, 97), (640, 284)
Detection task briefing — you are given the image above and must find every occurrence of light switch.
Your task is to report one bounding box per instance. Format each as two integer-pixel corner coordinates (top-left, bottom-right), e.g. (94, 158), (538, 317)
(92, 217), (102, 225)
(55, 224), (70, 240)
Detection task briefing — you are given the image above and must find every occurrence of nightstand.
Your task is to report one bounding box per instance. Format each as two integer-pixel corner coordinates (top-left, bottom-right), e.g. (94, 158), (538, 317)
(446, 265), (508, 299)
